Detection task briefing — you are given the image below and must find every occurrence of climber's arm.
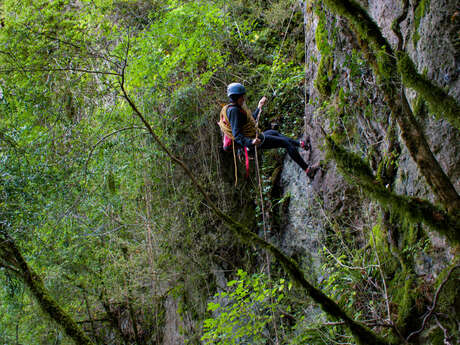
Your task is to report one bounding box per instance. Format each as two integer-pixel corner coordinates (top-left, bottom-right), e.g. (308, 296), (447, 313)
(228, 107), (254, 148)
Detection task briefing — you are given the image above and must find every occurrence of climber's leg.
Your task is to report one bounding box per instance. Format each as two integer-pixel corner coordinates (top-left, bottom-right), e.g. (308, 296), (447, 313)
(260, 133), (308, 171)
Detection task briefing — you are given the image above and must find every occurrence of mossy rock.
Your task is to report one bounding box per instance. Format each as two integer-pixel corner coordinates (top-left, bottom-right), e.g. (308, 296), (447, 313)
(413, 0), (431, 46)
(315, 53), (334, 98)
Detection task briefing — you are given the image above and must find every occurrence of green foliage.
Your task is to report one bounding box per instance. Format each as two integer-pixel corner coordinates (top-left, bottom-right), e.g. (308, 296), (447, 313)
(126, 1), (229, 94)
(0, 0), (456, 343)
(202, 270), (288, 345)
(255, 58), (305, 136)
(320, 236), (386, 321)
(1, 0), (223, 342)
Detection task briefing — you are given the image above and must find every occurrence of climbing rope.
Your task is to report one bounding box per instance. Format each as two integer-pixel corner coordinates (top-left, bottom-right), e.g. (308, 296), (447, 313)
(254, 109), (269, 247)
(253, 1), (297, 266)
(253, 6), (298, 343)
(254, 0), (297, 242)
(254, 109), (281, 344)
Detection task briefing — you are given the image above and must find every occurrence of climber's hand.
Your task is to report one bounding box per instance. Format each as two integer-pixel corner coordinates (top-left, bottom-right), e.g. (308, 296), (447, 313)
(252, 138), (261, 146)
(258, 96), (267, 109)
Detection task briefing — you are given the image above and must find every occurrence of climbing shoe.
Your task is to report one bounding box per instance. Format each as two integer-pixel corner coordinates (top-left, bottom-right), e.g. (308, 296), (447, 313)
(306, 165), (319, 179)
(300, 140), (310, 151)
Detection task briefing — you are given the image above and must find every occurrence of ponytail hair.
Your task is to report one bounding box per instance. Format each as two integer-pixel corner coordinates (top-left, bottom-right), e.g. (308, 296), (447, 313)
(229, 94), (241, 103)
(228, 94), (251, 118)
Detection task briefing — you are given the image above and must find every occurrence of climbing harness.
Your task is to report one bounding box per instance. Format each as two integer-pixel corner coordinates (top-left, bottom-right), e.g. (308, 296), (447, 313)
(218, 103), (260, 185)
(218, 103), (259, 148)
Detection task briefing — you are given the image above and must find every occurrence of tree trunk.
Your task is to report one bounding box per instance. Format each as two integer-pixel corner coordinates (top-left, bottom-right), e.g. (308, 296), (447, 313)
(6, 237), (94, 345)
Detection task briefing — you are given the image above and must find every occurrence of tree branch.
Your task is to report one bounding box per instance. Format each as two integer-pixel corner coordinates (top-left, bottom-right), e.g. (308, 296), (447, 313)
(324, 133), (460, 244)
(0, 67), (120, 76)
(406, 265), (460, 342)
(396, 51), (460, 130)
(434, 316), (453, 345)
(1, 228), (94, 345)
(118, 70), (393, 345)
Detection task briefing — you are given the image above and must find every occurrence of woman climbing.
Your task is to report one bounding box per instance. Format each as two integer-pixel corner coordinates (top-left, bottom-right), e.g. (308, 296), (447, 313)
(219, 82), (319, 178)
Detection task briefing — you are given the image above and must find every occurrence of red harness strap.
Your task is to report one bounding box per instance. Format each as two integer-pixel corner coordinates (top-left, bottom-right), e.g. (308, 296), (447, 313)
(244, 147), (249, 178)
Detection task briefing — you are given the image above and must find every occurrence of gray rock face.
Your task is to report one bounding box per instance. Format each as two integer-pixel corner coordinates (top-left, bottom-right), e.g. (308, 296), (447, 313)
(279, 157), (323, 280)
(194, 1), (459, 342)
(280, 0), (459, 283)
(367, 0), (401, 48)
(367, 0), (459, 96)
(410, 0), (460, 99)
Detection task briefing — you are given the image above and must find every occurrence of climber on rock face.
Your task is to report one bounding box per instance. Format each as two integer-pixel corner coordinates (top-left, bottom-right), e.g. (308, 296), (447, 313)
(218, 82), (319, 178)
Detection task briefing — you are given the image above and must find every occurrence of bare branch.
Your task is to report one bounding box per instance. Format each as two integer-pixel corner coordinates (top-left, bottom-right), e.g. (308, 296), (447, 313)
(324, 320), (396, 329)
(406, 265), (460, 341)
(323, 244), (379, 271)
(391, 0), (409, 51)
(0, 67), (120, 76)
(33, 31), (121, 66)
(434, 316), (453, 345)
(324, 321), (346, 326)
(76, 318), (110, 324)
(0, 261), (20, 274)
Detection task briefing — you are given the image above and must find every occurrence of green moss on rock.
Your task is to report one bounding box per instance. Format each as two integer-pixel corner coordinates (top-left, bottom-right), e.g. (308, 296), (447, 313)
(396, 51), (460, 130)
(394, 273), (419, 334)
(315, 54), (334, 97)
(413, 0), (430, 45)
(314, 2), (336, 98)
(325, 136), (460, 244)
(375, 47), (394, 85)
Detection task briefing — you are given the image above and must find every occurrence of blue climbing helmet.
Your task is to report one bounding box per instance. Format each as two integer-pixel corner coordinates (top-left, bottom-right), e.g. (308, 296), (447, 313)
(227, 82), (246, 97)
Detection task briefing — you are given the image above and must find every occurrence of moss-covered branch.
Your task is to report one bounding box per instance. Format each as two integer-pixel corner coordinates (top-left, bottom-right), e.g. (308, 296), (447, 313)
(120, 74), (393, 345)
(325, 135), (460, 244)
(321, 0), (460, 214)
(391, 0), (409, 51)
(322, 0), (391, 55)
(396, 51), (460, 130)
(1, 232), (94, 345)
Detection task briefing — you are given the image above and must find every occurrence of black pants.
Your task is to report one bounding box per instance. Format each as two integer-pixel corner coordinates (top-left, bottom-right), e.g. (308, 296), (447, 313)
(259, 130), (308, 170)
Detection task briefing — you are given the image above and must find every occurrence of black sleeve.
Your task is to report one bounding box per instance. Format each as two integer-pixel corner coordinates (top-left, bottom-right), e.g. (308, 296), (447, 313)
(252, 107), (260, 121)
(227, 106), (254, 148)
